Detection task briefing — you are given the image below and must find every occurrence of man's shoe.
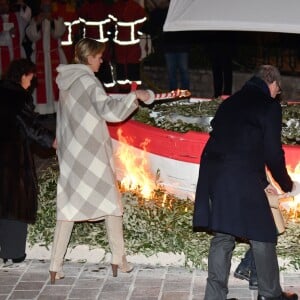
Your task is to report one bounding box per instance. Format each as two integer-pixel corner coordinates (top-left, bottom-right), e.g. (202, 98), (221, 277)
(12, 254), (26, 263)
(249, 275), (258, 290)
(257, 292), (298, 300)
(0, 258), (5, 268)
(2, 259), (27, 269)
(280, 293), (298, 300)
(234, 266), (250, 281)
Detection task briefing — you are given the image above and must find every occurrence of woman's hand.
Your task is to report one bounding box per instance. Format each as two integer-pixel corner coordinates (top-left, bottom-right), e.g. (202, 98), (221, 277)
(135, 89), (155, 105)
(52, 138), (57, 149)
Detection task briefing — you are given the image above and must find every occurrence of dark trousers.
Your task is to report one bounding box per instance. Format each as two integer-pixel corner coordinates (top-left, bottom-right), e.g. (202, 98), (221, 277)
(204, 232), (282, 300)
(211, 56), (232, 97)
(0, 219), (27, 260)
(211, 47), (232, 97)
(115, 63), (141, 83)
(164, 52), (190, 91)
(238, 247), (257, 278)
(95, 60), (114, 87)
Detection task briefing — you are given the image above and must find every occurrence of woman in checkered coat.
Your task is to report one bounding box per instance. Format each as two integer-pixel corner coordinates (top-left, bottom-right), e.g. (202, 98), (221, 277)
(49, 37), (154, 283)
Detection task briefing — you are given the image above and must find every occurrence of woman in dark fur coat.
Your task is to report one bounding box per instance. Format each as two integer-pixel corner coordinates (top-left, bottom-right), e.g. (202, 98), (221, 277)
(0, 59), (56, 265)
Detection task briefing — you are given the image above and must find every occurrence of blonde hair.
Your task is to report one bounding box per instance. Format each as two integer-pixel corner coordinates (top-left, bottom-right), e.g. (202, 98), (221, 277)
(74, 38), (105, 65)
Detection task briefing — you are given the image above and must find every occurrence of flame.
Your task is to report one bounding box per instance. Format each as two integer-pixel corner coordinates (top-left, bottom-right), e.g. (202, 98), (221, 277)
(115, 130), (189, 212)
(116, 129), (156, 198)
(115, 129), (299, 219)
(162, 194), (167, 207)
(283, 162), (300, 222)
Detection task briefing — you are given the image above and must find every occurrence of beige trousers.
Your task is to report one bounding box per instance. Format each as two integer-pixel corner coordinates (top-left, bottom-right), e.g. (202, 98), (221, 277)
(49, 215), (125, 273)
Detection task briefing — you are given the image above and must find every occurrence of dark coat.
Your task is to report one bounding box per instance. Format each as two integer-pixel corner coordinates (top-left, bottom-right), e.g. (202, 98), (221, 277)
(193, 76), (293, 243)
(0, 80), (55, 224)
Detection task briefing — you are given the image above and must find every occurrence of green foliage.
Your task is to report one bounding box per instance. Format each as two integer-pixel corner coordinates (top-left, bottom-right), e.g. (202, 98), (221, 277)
(277, 222), (300, 270)
(121, 190), (210, 268)
(281, 104), (300, 145)
(28, 165), (58, 249)
(135, 100), (300, 144)
(28, 165), (300, 270)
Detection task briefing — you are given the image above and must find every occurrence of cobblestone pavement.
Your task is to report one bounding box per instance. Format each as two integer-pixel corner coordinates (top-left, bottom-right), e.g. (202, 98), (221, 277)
(0, 260), (300, 300)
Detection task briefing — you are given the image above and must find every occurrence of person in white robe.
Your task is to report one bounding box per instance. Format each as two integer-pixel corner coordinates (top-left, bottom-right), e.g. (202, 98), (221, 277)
(25, 0), (67, 114)
(0, 0), (27, 77)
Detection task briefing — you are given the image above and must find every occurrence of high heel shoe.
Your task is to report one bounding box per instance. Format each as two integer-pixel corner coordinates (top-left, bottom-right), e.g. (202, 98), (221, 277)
(111, 256), (134, 277)
(49, 270), (65, 284)
(110, 263), (134, 277)
(49, 271), (57, 284)
(111, 264), (118, 277)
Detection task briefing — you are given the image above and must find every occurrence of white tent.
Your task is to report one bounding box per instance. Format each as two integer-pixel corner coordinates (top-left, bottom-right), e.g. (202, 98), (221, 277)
(164, 0), (300, 34)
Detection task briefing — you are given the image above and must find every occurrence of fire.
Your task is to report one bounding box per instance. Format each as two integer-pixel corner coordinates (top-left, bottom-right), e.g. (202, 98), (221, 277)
(115, 129), (299, 220)
(116, 129), (156, 198)
(162, 194), (167, 207)
(266, 162), (300, 222)
(115, 130), (190, 212)
(282, 162), (300, 222)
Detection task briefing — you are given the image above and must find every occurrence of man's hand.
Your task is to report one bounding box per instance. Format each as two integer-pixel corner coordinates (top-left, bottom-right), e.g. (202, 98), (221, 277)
(265, 183), (278, 195)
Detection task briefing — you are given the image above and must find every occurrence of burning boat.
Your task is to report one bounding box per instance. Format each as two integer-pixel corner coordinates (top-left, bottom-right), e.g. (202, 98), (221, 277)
(107, 97), (300, 220)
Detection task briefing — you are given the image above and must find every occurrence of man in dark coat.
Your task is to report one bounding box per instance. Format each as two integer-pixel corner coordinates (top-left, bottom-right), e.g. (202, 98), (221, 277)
(193, 65), (297, 300)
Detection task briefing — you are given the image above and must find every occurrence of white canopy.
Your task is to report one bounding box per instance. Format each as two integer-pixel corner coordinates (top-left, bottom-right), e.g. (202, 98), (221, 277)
(163, 0), (300, 34)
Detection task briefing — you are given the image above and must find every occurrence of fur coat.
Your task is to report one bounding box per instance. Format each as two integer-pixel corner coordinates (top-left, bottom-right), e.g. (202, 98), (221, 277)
(0, 80), (55, 223)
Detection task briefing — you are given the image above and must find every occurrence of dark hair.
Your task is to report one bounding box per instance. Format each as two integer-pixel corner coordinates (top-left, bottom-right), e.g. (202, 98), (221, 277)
(74, 38), (105, 65)
(4, 59), (36, 83)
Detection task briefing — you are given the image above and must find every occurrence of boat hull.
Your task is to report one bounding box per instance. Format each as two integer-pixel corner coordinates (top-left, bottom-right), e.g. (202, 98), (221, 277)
(108, 119), (299, 198)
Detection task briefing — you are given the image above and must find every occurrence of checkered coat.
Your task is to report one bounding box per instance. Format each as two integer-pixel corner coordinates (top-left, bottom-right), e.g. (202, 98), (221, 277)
(55, 64), (139, 221)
